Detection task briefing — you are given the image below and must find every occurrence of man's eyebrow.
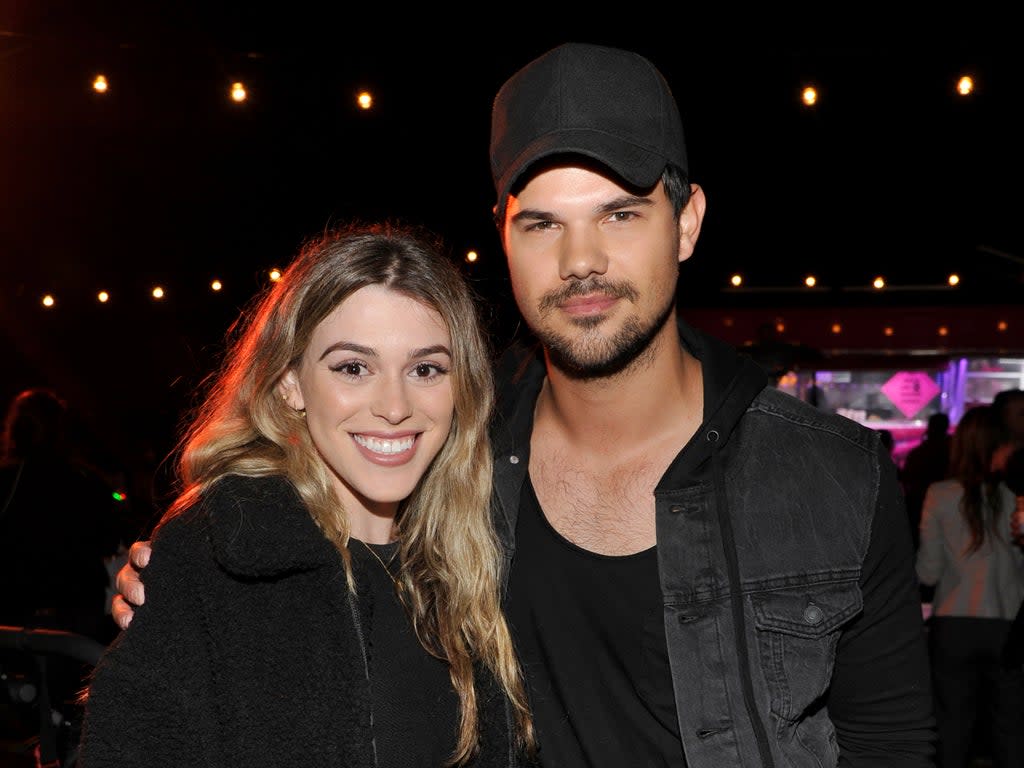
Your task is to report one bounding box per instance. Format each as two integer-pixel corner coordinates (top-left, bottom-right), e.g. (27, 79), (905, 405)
(510, 208), (555, 225)
(510, 195), (655, 225)
(596, 195), (655, 213)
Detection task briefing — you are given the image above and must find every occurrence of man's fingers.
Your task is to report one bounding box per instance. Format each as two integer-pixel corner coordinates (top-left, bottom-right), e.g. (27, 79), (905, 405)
(111, 595), (134, 630)
(110, 539), (152, 630)
(128, 540), (152, 569)
(115, 541), (150, 609)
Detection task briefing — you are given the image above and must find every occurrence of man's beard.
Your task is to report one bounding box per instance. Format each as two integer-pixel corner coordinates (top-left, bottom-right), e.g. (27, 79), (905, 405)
(534, 278), (676, 381)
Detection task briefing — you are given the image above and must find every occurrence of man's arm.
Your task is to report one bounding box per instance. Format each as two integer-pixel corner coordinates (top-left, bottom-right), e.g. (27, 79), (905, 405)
(110, 540), (152, 629)
(827, 443), (936, 765)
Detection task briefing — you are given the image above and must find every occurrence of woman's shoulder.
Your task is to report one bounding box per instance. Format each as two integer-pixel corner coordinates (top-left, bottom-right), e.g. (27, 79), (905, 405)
(197, 474), (336, 578)
(157, 475), (299, 533)
(204, 473), (300, 505)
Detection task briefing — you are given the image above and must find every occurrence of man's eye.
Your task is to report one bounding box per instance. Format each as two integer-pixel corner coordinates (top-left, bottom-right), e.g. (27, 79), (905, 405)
(609, 211), (637, 222)
(524, 220), (556, 232)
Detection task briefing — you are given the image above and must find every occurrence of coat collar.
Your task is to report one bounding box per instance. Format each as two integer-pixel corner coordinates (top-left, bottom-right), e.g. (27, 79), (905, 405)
(201, 474), (339, 579)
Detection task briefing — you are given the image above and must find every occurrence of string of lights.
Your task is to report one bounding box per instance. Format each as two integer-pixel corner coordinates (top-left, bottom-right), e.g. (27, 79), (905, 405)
(3, 22), (1022, 350)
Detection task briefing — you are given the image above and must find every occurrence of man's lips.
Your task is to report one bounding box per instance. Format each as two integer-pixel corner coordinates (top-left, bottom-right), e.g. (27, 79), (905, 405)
(559, 294), (618, 315)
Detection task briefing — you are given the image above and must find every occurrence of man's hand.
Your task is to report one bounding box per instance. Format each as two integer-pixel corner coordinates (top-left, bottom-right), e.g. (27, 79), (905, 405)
(111, 540), (152, 629)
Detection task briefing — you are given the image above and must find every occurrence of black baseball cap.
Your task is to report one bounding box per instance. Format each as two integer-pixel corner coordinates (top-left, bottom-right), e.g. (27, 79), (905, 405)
(490, 42), (688, 221)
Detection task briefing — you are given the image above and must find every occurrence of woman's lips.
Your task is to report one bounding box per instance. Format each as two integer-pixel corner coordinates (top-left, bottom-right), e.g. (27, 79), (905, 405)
(352, 433), (418, 466)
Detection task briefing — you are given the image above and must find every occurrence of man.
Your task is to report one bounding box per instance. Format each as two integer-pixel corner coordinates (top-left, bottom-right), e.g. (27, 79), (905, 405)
(993, 388), (1024, 477)
(113, 42), (935, 765)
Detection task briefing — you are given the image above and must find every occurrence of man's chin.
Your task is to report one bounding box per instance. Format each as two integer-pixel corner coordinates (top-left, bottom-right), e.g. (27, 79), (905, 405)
(546, 342), (645, 381)
(539, 303), (673, 381)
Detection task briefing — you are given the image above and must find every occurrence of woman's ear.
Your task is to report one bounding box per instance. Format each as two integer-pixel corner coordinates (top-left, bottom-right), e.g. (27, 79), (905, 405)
(278, 370), (305, 413)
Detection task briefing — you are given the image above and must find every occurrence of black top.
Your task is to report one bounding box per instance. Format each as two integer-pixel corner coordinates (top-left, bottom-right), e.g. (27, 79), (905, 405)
(351, 539), (460, 768)
(508, 479), (686, 767)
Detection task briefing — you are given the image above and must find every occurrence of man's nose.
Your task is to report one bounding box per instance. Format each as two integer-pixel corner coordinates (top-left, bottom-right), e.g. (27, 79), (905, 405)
(558, 227), (608, 280)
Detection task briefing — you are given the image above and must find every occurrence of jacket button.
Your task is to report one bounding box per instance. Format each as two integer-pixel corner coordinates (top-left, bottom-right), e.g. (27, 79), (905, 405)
(803, 604), (824, 625)
(509, 455), (519, 464)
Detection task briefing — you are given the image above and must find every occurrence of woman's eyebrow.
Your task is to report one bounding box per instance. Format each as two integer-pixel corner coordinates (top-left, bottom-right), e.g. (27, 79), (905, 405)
(318, 341), (374, 361)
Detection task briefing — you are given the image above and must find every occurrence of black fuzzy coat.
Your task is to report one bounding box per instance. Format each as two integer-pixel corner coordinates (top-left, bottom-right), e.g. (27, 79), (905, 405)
(80, 475), (520, 767)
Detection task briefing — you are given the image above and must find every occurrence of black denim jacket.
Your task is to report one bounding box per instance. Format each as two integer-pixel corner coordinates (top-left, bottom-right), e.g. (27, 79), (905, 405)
(489, 318), (936, 767)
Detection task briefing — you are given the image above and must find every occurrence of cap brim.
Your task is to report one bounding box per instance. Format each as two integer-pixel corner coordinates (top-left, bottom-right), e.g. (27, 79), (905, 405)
(495, 130), (668, 220)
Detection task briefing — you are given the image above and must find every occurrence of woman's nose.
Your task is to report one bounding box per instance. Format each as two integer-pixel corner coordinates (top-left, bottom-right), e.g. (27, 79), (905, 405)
(371, 377), (413, 424)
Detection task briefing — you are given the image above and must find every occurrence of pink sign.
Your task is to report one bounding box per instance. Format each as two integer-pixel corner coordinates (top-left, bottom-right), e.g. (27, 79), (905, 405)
(881, 372), (941, 419)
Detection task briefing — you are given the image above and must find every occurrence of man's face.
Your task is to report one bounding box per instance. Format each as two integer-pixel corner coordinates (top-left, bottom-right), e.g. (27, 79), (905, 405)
(501, 165), (696, 379)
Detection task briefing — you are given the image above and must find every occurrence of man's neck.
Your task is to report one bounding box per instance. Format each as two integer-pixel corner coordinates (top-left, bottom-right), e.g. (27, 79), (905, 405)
(536, 324), (703, 453)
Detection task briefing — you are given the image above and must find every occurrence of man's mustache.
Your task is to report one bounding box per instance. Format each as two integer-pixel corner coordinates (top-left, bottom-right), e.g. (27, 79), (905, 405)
(539, 278), (639, 313)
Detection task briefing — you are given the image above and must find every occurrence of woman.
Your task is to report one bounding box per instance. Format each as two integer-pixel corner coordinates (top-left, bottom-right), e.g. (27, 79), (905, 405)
(79, 222), (535, 767)
(916, 404), (1024, 768)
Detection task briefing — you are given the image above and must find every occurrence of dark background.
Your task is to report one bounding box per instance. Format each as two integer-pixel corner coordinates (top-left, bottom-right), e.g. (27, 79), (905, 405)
(2, 6), (1022, 499)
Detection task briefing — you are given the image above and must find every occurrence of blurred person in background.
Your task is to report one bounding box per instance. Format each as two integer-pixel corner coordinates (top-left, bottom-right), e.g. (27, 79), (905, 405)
(903, 411), (952, 552)
(0, 387), (120, 643)
(878, 428), (895, 458)
(996, 392), (1024, 675)
(916, 404), (1024, 767)
(992, 389), (1024, 482)
(1002, 446), (1024, 671)
(0, 387), (122, 756)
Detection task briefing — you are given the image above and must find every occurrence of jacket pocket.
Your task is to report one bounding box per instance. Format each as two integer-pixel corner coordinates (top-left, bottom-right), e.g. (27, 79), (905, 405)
(752, 581), (862, 721)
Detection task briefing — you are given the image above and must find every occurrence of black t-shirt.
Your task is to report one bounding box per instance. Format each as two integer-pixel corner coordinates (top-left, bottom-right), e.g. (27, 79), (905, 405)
(351, 540), (460, 768)
(507, 478), (687, 767)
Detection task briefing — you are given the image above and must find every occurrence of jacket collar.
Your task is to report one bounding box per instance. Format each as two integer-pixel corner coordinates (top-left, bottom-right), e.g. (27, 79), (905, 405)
(202, 474), (339, 579)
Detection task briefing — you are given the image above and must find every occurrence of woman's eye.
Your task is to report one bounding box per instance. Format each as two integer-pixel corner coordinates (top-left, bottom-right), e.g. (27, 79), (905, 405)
(412, 362), (447, 379)
(331, 361), (366, 377)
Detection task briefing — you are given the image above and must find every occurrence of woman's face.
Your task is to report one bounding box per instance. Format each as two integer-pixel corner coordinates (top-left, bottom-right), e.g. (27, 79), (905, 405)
(282, 285), (455, 519)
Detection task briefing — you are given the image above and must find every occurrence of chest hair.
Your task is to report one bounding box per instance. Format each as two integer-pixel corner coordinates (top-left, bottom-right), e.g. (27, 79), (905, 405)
(529, 438), (677, 556)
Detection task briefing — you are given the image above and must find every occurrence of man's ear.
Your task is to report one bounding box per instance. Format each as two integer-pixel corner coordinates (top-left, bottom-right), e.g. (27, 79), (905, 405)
(278, 369), (305, 412)
(678, 183), (707, 264)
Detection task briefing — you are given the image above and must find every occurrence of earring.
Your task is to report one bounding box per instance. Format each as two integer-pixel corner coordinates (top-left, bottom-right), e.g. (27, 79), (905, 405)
(280, 392), (303, 416)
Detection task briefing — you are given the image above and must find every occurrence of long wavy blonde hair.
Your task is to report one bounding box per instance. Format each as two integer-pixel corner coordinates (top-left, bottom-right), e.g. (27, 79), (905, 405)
(159, 220), (533, 763)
